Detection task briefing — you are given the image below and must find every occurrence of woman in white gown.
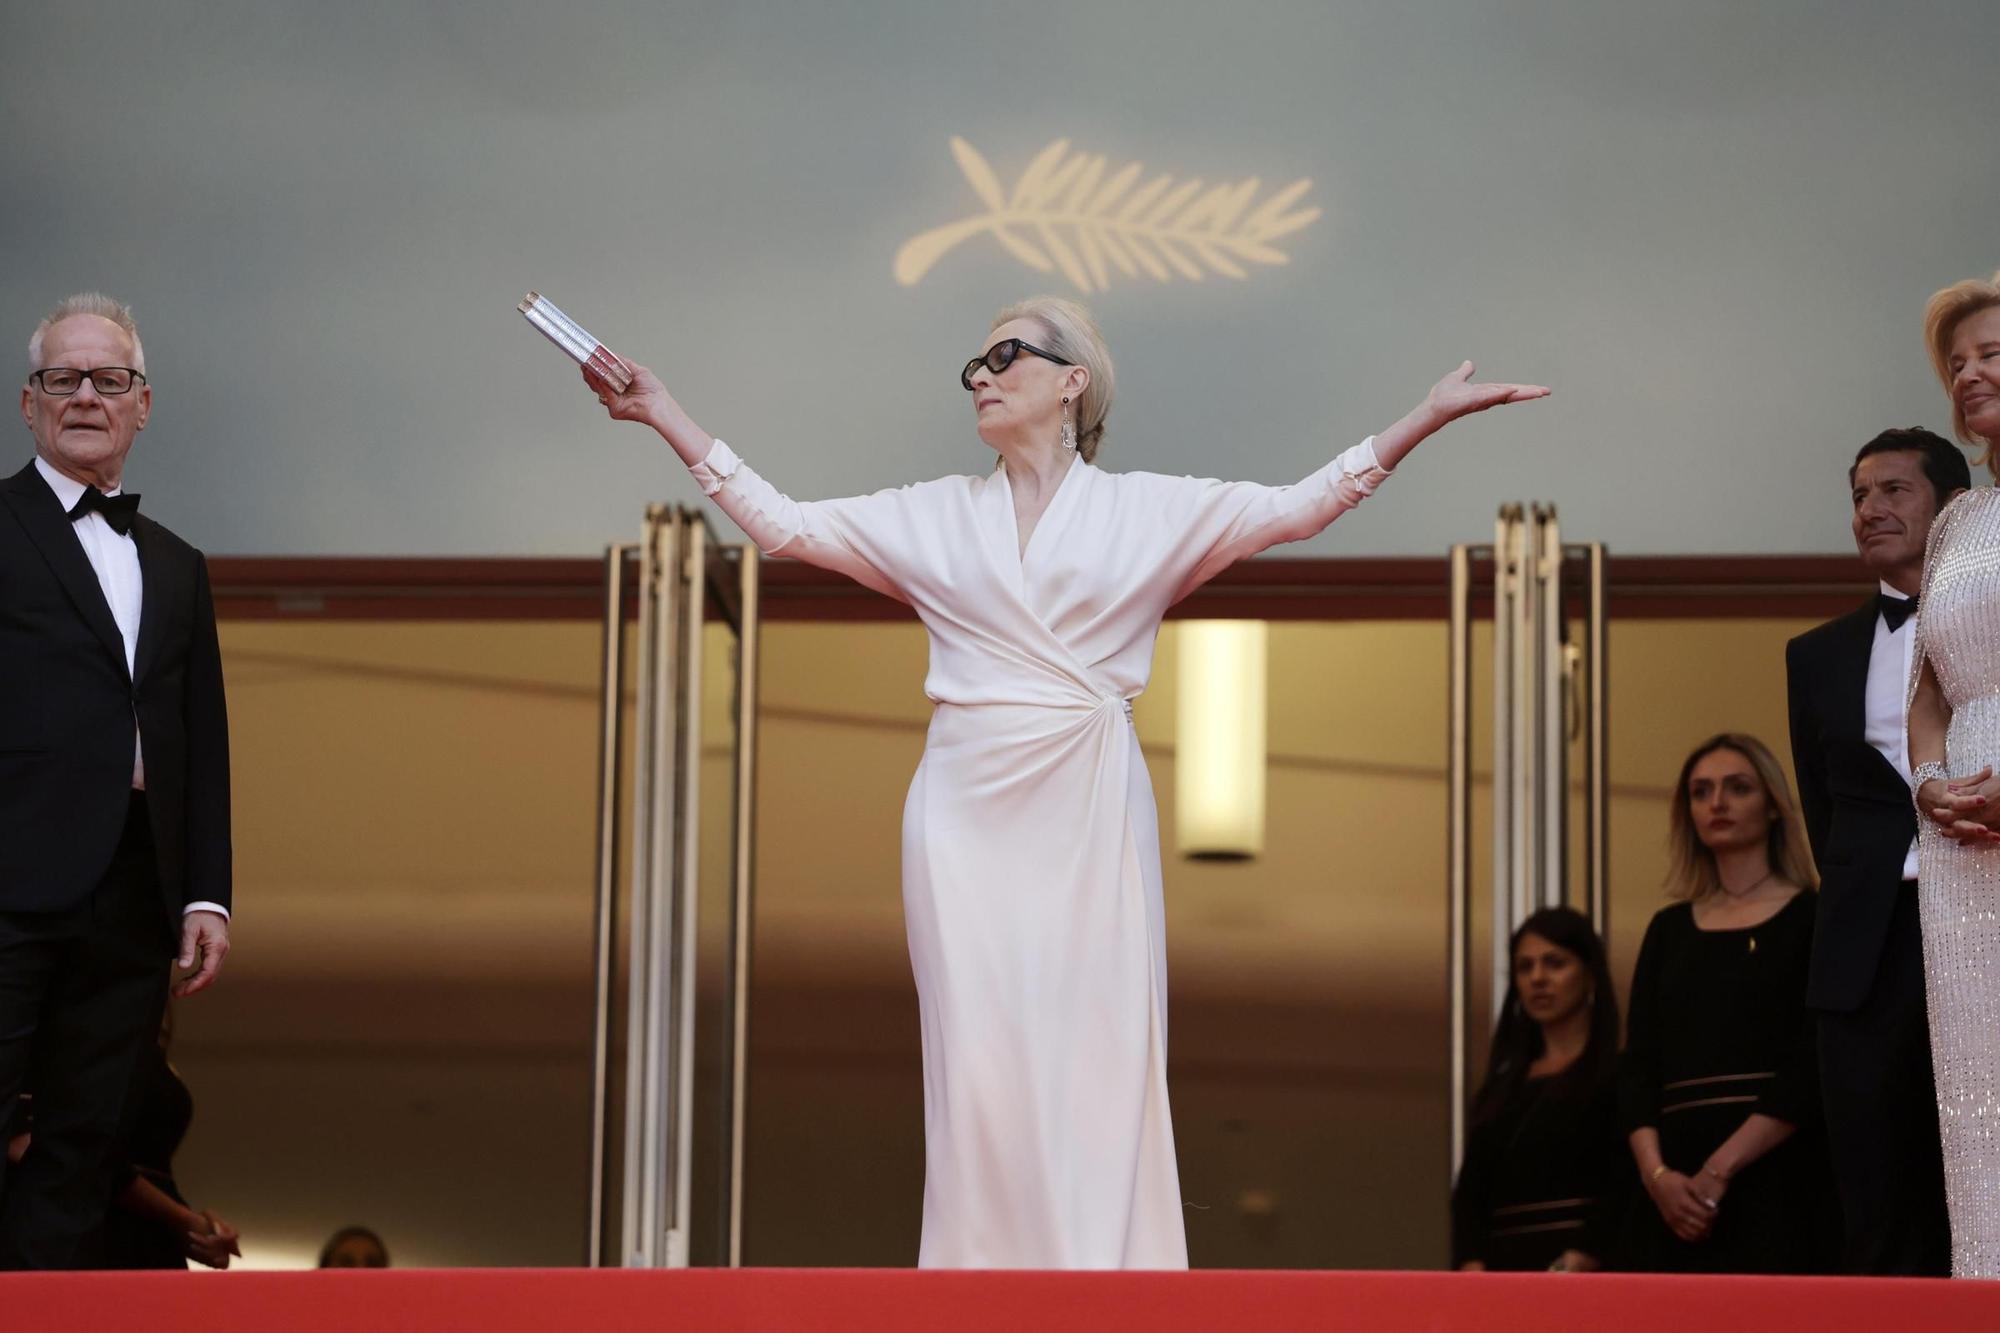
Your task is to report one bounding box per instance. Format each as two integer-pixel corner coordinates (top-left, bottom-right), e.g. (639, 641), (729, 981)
(1910, 270), (2000, 1277)
(583, 297), (1547, 1268)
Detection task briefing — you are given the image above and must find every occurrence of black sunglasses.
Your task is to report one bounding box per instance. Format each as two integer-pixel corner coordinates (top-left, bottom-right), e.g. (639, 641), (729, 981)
(961, 338), (1073, 391)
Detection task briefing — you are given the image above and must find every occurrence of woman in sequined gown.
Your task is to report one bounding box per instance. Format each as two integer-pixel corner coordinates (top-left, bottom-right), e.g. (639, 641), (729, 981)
(1910, 271), (2000, 1277)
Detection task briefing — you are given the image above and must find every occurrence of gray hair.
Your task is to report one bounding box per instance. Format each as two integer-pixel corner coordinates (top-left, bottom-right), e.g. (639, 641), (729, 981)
(28, 292), (147, 375)
(990, 295), (1115, 463)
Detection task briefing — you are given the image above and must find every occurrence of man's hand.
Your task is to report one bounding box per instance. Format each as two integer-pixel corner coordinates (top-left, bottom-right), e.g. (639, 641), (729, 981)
(174, 911), (231, 998)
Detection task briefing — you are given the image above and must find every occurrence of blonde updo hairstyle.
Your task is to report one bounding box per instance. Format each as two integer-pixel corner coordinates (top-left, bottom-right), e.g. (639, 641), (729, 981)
(1923, 269), (2000, 477)
(991, 296), (1115, 463)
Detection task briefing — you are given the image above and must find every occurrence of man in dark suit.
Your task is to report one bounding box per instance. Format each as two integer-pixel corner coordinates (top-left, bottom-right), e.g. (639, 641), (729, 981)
(1786, 426), (1969, 1275)
(0, 294), (233, 1268)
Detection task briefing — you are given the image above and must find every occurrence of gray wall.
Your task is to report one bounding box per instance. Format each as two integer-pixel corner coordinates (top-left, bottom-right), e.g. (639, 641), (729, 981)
(6, 1), (1993, 557)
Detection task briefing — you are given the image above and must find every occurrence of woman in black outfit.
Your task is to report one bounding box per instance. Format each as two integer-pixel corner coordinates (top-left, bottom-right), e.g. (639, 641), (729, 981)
(1453, 907), (1626, 1272)
(102, 1004), (240, 1270)
(1618, 732), (1836, 1273)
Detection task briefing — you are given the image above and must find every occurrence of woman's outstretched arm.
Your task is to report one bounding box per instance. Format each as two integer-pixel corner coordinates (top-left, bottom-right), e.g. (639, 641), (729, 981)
(580, 353), (915, 602)
(1168, 362), (1550, 599)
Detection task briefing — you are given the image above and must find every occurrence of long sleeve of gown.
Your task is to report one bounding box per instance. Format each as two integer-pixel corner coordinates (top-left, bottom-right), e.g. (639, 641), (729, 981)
(687, 438), (915, 603)
(1167, 437), (1393, 601)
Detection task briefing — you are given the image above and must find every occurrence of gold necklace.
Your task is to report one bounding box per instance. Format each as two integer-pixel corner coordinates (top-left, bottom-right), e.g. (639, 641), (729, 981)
(1721, 868), (1777, 900)
(1714, 869), (1780, 953)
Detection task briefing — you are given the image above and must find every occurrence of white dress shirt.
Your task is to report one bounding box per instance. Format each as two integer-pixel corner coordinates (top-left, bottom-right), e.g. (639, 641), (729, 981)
(34, 457), (228, 920)
(1863, 580), (1920, 881)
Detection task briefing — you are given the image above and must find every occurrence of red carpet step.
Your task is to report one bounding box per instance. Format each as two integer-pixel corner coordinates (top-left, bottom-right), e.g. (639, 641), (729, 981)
(7, 1266), (1998, 1333)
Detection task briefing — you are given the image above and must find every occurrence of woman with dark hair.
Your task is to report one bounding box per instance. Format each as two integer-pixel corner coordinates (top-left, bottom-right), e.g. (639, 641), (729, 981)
(1452, 907), (1624, 1272)
(1618, 733), (1835, 1273)
(101, 1003), (240, 1270)
(318, 1225), (389, 1268)
(7, 1002), (243, 1269)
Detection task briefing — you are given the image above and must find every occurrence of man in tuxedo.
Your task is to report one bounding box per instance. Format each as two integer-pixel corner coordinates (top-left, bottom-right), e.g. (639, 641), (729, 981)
(0, 294), (233, 1268)
(1786, 426), (1969, 1275)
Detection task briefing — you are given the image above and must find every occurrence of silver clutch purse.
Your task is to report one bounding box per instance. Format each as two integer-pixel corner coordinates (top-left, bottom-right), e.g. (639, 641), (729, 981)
(518, 291), (632, 393)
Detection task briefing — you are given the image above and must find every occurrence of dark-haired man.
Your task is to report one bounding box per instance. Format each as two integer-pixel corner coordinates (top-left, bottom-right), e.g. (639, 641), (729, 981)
(1786, 427), (1969, 1275)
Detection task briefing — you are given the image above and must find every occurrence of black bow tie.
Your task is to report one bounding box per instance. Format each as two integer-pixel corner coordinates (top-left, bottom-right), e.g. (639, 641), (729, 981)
(1878, 592), (1917, 631)
(67, 486), (141, 537)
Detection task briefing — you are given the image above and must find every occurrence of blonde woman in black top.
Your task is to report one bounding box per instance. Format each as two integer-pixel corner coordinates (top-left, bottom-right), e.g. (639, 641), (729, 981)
(1618, 733), (1835, 1272)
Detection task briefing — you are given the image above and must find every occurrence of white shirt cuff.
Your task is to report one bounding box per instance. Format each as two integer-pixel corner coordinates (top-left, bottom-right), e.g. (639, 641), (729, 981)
(687, 439), (742, 497)
(183, 901), (230, 920)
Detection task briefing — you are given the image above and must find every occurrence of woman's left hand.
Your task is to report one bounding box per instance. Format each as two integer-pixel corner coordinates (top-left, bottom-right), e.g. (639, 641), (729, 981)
(1426, 361), (1551, 424)
(1924, 767), (2000, 844)
(1942, 767), (2000, 836)
(1694, 1163), (1731, 1213)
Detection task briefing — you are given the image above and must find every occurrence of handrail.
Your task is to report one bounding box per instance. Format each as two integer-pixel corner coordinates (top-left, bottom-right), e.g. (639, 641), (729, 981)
(1446, 513), (1609, 1192)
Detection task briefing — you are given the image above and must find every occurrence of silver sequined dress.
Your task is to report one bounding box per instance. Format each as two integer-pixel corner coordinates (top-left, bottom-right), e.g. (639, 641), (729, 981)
(1912, 485), (2000, 1278)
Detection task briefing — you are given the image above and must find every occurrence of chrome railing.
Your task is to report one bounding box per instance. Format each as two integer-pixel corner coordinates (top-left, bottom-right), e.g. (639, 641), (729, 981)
(589, 509), (760, 1268)
(1447, 507), (1608, 1179)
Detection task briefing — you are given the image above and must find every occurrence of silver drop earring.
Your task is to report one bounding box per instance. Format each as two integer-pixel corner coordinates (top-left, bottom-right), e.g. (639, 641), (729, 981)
(1060, 395), (1077, 453)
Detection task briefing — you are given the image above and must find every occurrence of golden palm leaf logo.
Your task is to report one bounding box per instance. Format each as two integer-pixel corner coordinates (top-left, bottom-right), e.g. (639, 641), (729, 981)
(894, 137), (1320, 293)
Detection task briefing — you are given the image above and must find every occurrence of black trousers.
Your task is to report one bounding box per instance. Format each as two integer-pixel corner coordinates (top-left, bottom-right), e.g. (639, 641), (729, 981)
(0, 793), (173, 1270)
(1816, 880), (1952, 1276)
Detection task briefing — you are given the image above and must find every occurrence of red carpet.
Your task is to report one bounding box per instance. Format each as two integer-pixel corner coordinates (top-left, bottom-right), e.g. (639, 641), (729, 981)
(6, 1267), (1997, 1333)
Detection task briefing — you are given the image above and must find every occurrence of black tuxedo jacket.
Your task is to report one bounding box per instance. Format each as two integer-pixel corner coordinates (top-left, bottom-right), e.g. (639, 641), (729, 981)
(0, 461), (231, 924)
(1786, 599), (1914, 1013)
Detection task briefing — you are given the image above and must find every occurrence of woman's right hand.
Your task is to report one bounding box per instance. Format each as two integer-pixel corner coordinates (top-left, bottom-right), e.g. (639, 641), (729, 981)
(1646, 1169), (1715, 1243)
(580, 353), (716, 469)
(184, 1208), (242, 1269)
(581, 353), (675, 430)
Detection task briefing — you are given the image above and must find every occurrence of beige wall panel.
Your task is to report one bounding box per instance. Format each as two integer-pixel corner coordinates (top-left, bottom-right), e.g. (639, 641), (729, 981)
(169, 608), (1834, 1268)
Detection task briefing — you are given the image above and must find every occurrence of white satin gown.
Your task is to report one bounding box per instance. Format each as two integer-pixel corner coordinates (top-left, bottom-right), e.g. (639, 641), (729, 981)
(688, 435), (1393, 1267)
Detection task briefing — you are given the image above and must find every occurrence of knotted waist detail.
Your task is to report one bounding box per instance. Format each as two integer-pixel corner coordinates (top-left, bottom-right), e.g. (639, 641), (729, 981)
(930, 695), (1135, 722)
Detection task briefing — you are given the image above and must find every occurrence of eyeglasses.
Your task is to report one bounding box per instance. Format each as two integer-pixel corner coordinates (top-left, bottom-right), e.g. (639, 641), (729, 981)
(30, 367), (146, 397)
(961, 338), (1072, 391)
